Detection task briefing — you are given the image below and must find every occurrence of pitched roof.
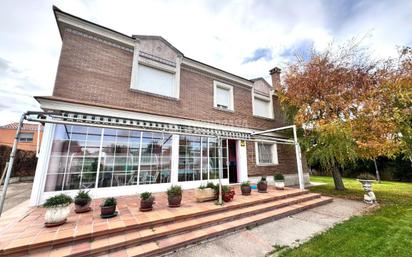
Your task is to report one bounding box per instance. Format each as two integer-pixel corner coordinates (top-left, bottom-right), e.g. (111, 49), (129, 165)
(0, 122), (43, 131)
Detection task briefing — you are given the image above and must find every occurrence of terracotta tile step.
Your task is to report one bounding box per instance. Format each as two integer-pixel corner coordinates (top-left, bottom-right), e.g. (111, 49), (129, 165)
(1, 189), (311, 256)
(23, 193), (326, 257)
(107, 196), (334, 257)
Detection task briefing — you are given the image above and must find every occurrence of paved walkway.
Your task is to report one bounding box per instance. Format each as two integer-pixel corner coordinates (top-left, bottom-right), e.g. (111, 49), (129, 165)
(169, 198), (367, 257)
(0, 182), (32, 212)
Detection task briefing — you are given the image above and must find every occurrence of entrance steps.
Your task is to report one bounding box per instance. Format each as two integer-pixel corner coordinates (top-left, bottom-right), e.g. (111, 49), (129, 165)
(4, 190), (333, 257)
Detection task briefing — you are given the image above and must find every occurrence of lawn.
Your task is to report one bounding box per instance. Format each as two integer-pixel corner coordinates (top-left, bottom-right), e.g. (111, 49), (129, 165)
(279, 176), (412, 257)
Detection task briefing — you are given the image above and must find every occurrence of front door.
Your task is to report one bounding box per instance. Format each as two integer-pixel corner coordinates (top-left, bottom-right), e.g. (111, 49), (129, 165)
(228, 140), (237, 183)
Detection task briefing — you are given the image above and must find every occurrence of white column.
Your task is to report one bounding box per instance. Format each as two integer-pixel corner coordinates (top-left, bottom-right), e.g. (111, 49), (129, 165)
(236, 140), (248, 183)
(129, 39), (140, 89)
(293, 125), (305, 189)
(29, 123), (55, 206)
(170, 134), (179, 184)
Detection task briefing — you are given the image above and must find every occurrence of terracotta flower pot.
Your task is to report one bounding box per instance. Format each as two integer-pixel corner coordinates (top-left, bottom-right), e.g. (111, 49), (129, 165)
(257, 181), (267, 193)
(75, 201), (91, 213)
(100, 205), (116, 216)
(223, 193), (232, 202)
(140, 197), (155, 211)
(241, 185), (251, 195)
(168, 195), (182, 207)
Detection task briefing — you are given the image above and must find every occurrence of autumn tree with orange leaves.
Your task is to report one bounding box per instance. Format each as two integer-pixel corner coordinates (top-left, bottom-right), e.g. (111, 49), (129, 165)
(280, 41), (411, 190)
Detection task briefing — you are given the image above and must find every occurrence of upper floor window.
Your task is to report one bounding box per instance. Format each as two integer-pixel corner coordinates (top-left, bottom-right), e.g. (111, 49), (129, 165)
(255, 142), (278, 165)
(214, 81), (234, 111)
(253, 95), (273, 119)
(18, 133), (34, 142)
(133, 64), (176, 98)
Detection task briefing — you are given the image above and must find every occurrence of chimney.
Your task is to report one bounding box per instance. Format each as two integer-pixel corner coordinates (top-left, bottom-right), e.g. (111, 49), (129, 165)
(269, 67), (281, 92)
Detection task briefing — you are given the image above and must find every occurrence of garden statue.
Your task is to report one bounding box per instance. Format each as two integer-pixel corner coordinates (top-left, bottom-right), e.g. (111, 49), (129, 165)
(357, 173), (377, 204)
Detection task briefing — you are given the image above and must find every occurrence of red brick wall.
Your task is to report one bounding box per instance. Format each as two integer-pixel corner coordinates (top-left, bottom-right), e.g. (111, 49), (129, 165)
(246, 142), (299, 176)
(53, 29), (286, 131)
(52, 29), (301, 176)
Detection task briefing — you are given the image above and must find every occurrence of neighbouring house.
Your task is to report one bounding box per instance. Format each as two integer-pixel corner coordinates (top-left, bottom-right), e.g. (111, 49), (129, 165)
(0, 122), (43, 152)
(29, 6), (310, 206)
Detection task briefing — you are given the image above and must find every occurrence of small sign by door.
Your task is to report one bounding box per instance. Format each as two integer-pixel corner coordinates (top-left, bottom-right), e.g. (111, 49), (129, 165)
(240, 140), (246, 147)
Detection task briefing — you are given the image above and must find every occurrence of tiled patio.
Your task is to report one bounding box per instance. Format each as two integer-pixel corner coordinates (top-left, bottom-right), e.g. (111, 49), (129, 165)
(0, 186), (331, 257)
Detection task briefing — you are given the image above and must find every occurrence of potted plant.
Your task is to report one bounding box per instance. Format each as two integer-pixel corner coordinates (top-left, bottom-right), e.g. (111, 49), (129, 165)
(357, 173), (377, 204)
(167, 185), (182, 207)
(257, 176), (268, 193)
(222, 185), (235, 202)
(139, 192), (155, 211)
(100, 197), (117, 218)
(195, 184), (216, 202)
(274, 173), (285, 190)
(74, 190), (92, 213)
(43, 194), (73, 227)
(241, 181), (251, 195)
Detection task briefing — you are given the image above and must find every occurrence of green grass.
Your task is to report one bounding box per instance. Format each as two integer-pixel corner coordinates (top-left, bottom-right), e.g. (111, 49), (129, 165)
(279, 176), (412, 257)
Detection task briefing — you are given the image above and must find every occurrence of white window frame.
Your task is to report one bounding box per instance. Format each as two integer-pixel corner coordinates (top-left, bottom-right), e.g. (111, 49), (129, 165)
(252, 93), (274, 119)
(130, 41), (182, 99)
(213, 81), (234, 111)
(18, 132), (34, 142)
(255, 142), (278, 166)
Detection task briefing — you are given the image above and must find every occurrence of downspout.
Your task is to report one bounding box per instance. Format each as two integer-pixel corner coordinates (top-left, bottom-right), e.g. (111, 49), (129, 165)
(0, 112), (26, 216)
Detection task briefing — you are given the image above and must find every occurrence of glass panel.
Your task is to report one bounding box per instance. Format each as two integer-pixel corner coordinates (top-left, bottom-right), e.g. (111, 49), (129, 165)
(139, 132), (172, 185)
(258, 142), (273, 164)
(45, 174), (64, 192)
(178, 135), (201, 182)
(201, 137), (208, 180)
(45, 125), (103, 192)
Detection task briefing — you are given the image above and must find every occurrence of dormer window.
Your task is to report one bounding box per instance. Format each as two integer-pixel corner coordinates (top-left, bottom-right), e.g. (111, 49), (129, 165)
(134, 64), (176, 97)
(214, 81), (234, 111)
(130, 40), (182, 99)
(253, 95), (272, 118)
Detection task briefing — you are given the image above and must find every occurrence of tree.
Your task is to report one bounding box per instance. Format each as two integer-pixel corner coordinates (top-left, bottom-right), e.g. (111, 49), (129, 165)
(300, 122), (357, 190)
(279, 40), (405, 190)
(387, 47), (412, 168)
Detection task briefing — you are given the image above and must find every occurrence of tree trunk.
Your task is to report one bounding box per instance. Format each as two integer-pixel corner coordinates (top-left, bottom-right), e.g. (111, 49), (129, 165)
(409, 156), (412, 170)
(373, 158), (381, 183)
(331, 166), (345, 190)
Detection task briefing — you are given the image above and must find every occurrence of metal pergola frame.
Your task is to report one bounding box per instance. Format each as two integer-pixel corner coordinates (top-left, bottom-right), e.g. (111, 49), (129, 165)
(0, 111), (305, 215)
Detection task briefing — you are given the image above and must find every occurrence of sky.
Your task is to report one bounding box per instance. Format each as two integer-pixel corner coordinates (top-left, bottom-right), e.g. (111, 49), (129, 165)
(0, 0), (411, 125)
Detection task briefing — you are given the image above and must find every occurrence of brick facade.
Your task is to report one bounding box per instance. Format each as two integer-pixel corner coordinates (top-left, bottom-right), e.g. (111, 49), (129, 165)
(53, 29), (286, 131)
(246, 141), (299, 177)
(49, 28), (301, 178)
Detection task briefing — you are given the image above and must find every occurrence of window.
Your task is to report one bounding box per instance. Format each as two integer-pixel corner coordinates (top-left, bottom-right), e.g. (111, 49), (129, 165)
(44, 125), (172, 192)
(256, 142), (278, 165)
(18, 133), (34, 142)
(253, 96), (272, 118)
(139, 132), (172, 185)
(214, 81), (234, 111)
(134, 64), (176, 98)
(178, 136), (228, 182)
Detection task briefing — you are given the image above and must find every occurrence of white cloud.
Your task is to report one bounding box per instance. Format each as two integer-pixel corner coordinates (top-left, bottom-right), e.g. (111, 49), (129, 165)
(0, 0), (411, 125)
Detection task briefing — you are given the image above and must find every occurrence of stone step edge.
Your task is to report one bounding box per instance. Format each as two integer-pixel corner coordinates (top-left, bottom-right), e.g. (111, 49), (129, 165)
(64, 193), (323, 257)
(110, 197), (334, 257)
(2, 189), (310, 255)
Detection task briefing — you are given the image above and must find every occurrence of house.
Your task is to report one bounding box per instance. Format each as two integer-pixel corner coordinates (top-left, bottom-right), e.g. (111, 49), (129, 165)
(29, 6), (310, 206)
(0, 122), (43, 152)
